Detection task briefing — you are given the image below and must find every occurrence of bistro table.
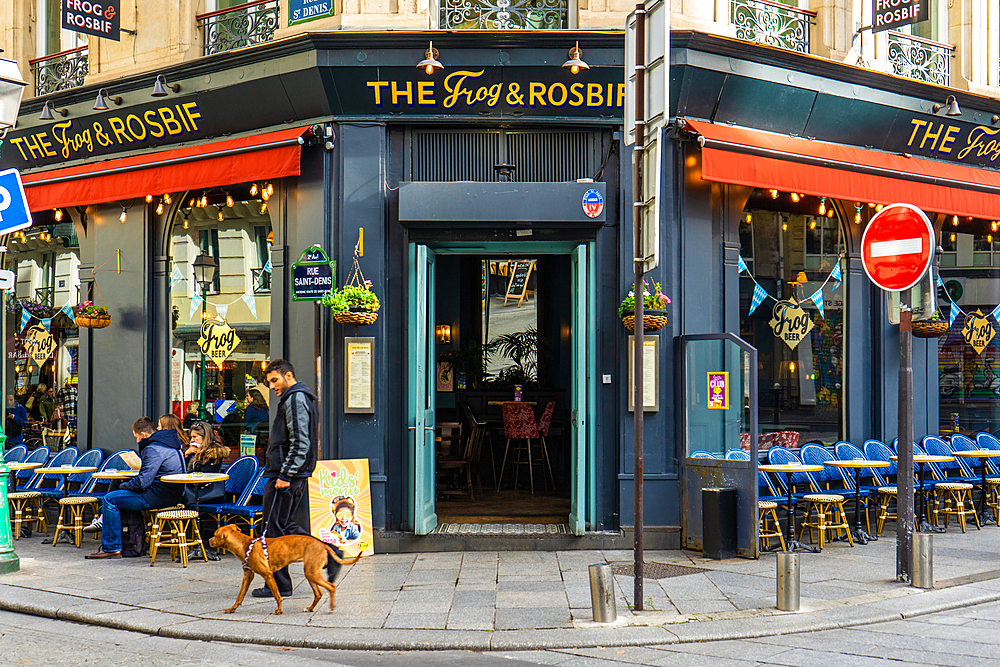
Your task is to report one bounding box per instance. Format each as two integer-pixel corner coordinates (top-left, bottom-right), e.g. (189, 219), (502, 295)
(90, 469), (140, 480)
(34, 465), (97, 499)
(5, 461), (42, 492)
(161, 472), (228, 517)
(891, 454), (954, 533)
(951, 450), (1000, 525)
(824, 459), (891, 545)
(759, 463), (824, 553)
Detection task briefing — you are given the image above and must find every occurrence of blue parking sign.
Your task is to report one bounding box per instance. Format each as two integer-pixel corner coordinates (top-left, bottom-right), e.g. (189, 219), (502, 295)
(0, 168), (32, 235)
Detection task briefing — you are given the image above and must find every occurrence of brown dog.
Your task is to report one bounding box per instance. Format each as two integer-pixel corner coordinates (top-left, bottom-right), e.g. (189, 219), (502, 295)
(209, 524), (362, 615)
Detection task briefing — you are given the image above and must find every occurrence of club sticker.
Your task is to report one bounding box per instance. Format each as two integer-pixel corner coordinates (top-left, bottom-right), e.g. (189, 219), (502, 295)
(582, 188), (604, 218)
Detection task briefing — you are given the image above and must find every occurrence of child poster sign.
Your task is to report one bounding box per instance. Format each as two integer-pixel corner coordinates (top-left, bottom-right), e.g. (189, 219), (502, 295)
(308, 459), (373, 558)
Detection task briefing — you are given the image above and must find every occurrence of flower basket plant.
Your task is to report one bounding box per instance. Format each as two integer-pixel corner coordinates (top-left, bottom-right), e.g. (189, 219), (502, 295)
(74, 300), (111, 329)
(322, 283), (380, 326)
(619, 281), (670, 332)
(912, 311), (950, 339)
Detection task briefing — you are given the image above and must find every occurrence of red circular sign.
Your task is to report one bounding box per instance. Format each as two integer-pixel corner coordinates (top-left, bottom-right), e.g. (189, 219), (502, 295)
(861, 203), (935, 292)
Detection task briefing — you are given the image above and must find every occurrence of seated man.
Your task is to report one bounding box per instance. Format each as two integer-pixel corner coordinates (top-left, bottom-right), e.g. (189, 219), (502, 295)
(86, 416), (186, 559)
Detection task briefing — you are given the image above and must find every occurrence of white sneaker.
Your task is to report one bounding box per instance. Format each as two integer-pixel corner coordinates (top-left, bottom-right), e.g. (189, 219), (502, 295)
(83, 517), (102, 534)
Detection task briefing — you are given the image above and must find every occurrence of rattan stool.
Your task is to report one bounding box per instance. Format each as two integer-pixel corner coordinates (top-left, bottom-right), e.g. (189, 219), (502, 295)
(758, 500), (785, 551)
(875, 486), (897, 536)
(149, 509), (207, 567)
(935, 482), (980, 532)
(53, 496), (99, 547)
(985, 477), (1000, 521)
(8, 491), (47, 539)
(799, 493), (853, 548)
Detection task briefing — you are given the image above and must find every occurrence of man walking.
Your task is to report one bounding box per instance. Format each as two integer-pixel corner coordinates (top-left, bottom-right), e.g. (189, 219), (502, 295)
(252, 358), (323, 598)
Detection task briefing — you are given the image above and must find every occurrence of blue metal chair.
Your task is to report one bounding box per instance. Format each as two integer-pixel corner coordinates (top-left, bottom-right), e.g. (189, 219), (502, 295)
(213, 469), (267, 538)
(800, 444), (854, 495)
(13, 446), (50, 491)
(863, 439), (902, 536)
(767, 447), (817, 495)
(975, 432), (1000, 475)
(37, 448), (100, 500)
(49, 449), (104, 547)
(31, 446), (79, 498)
(690, 451), (718, 459)
(8, 446), (51, 537)
(834, 441), (885, 489)
(200, 455), (258, 522)
(922, 435), (977, 481)
(73, 449), (134, 499)
(725, 449), (749, 461)
(3, 445), (26, 464)
(949, 434), (987, 476)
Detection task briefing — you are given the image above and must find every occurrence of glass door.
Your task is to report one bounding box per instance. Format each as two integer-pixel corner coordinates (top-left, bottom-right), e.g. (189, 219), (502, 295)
(408, 244), (437, 535)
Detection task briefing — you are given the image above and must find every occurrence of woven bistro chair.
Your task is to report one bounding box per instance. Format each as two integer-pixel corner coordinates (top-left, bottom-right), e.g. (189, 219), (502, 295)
(922, 436), (979, 531)
(149, 509), (207, 567)
(7, 445), (50, 538)
(864, 439), (902, 536)
(974, 433), (1000, 517)
(728, 448), (786, 551)
(797, 445), (855, 547)
(51, 449), (104, 547)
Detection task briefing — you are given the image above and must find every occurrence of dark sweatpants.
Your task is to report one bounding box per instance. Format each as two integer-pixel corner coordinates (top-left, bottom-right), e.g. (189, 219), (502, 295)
(261, 476), (311, 592)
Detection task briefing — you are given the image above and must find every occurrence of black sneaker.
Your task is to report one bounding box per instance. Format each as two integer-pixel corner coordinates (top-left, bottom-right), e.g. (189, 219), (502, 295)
(251, 586), (292, 599)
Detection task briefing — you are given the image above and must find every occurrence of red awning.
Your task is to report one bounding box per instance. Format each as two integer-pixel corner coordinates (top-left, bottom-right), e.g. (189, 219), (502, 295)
(684, 119), (1000, 220)
(22, 126), (308, 212)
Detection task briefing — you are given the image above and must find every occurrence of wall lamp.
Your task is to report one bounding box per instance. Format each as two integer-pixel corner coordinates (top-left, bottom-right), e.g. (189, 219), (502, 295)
(39, 100), (67, 120)
(562, 41), (589, 74)
(417, 41), (443, 75)
(932, 94), (961, 116)
(435, 324), (451, 344)
(93, 88), (122, 110)
(151, 74), (180, 97)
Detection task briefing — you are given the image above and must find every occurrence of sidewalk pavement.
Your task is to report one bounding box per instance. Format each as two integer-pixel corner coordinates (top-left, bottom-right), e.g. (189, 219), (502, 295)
(1, 523), (999, 651)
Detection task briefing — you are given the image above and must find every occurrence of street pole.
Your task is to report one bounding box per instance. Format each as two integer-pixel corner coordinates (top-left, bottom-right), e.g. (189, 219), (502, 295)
(0, 238), (17, 573)
(632, 0), (646, 612)
(198, 282), (209, 421)
(897, 292), (914, 581)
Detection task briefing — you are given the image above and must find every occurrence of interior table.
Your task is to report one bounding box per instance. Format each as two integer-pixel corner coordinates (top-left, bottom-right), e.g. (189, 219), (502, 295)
(824, 459), (891, 545)
(759, 463), (824, 553)
(951, 450), (1000, 524)
(161, 472), (228, 518)
(891, 454), (954, 533)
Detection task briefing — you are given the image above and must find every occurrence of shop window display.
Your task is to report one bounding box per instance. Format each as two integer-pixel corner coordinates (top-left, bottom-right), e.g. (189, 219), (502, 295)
(168, 186), (272, 460)
(738, 189), (845, 446)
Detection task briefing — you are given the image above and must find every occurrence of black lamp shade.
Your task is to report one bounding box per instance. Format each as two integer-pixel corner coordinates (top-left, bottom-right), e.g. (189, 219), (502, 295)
(192, 252), (218, 286)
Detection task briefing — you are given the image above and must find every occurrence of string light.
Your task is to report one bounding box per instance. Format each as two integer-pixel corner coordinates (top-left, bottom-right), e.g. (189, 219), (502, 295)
(953, 215), (960, 226)
(809, 219), (817, 230)
(790, 193), (801, 203)
(145, 194), (153, 203)
(745, 212), (752, 223)
(155, 200), (165, 215)
(183, 217), (189, 230)
(950, 233), (956, 242)
(226, 193), (234, 208)
(782, 221), (787, 231)
(250, 182), (258, 196)
(992, 221), (998, 232)
(875, 204), (883, 211)
(818, 197), (826, 215)
(217, 207), (224, 222)
(260, 201), (268, 214)
(868, 202), (876, 208)
(163, 193), (172, 205)
(189, 198), (196, 208)
(200, 194), (208, 207)
(989, 234), (994, 244)
(53, 208), (63, 222)
(261, 187), (271, 202)
(854, 205), (862, 224)
(827, 209), (834, 218)
(266, 183), (274, 197)
(769, 189), (779, 199)
(120, 207), (127, 223)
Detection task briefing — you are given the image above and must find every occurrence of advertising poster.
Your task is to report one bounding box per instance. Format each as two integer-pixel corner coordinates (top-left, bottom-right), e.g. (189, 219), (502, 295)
(308, 459), (373, 558)
(707, 372), (729, 410)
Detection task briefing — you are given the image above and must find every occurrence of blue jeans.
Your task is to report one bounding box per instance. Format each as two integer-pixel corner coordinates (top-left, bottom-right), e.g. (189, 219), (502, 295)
(101, 490), (152, 552)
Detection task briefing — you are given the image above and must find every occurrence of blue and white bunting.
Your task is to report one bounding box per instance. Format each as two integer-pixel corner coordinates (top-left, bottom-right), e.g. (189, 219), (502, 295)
(170, 265), (185, 292)
(189, 293), (203, 319)
(810, 289), (825, 319)
(737, 256), (748, 274)
(62, 302), (76, 325)
(216, 302), (229, 321)
(41, 318), (51, 332)
(937, 274), (946, 289)
(241, 290), (257, 319)
(830, 263), (843, 291)
(949, 304), (960, 328)
(990, 303), (1000, 324)
(262, 259), (272, 274)
(19, 310), (30, 333)
(748, 284), (768, 315)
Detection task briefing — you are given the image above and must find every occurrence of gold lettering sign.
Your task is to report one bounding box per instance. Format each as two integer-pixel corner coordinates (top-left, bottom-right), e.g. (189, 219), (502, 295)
(197, 318), (242, 368)
(961, 309), (995, 355)
(769, 300), (815, 350)
(22, 325), (55, 364)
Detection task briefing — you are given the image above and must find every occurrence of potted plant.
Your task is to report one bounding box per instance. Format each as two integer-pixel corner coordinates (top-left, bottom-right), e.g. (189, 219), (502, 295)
(912, 310), (950, 338)
(322, 282), (380, 326)
(74, 300), (111, 329)
(619, 280), (670, 332)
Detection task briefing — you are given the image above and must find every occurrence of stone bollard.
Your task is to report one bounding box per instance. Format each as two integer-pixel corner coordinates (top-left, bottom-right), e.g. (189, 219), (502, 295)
(912, 532), (933, 589)
(776, 552), (799, 611)
(589, 563), (616, 623)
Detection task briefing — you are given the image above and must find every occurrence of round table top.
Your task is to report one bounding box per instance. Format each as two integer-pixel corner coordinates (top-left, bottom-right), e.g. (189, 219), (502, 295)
(890, 455), (954, 463)
(824, 459), (891, 468)
(759, 463), (824, 473)
(36, 466), (97, 474)
(6, 462), (42, 470)
(91, 470), (139, 479)
(951, 449), (1000, 458)
(161, 472), (229, 484)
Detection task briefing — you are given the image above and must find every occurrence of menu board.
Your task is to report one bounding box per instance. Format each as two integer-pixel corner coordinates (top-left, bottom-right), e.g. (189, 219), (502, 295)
(345, 337), (374, 413)
(504, 260), (534, 307)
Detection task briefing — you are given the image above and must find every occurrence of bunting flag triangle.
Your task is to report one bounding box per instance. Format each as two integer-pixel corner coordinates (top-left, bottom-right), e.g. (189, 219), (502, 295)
(737, 256), (748, 274)
(810, 289), (825, 319)
(262, 259), (272, 274)
(169, 265), (185, 291)
(41, 318), (51, 332)
(949, 304), (960, 328)
(748, 284), (768, 315)
(189, 293), (203, 319)
(62, 302), (76, 325)
(242, 289), (257, 319)
(216, 302), (229, 321)
(20, 309), (30, 333)
(937, 274), (946, 289)
(830, 262), (843, 291)
(990, 303), (1000, 324)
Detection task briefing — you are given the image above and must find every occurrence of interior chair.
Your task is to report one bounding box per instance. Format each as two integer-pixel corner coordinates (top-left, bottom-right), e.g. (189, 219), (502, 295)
(498, 402), (547, 494)
(51, 449), (104, 547)
(437, 423), (476, 502)
(771, 431), (801, 450)
(460, 402), (495, 495)
(690, 451), (718, 459)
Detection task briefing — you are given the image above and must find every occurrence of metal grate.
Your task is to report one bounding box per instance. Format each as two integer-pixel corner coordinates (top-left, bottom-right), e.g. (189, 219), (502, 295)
(612, 562), (706, 579)
(431, 523), (568, 535)
(412, 130), (592, 182)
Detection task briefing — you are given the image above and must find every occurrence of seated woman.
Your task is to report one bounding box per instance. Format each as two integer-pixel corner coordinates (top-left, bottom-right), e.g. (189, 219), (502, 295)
(185, 422), (229, 473)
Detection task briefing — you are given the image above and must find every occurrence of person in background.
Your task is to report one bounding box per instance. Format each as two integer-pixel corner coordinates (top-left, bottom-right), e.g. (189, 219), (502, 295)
(56, 381), (78, 427)
(243, 389), (269, 435)
(25, 384), (46, 421)
(39, 387), (56, 421)
(5, 394), (28, 447)
(182, 403), (199, 429)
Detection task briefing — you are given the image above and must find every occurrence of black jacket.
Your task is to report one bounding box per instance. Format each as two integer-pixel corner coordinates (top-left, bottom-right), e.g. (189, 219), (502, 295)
(264, 382), (318, 481)
(121, 429), (186, 507)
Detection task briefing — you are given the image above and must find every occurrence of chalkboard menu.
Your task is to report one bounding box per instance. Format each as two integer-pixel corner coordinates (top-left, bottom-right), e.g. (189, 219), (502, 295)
(504, 260), (534, 307)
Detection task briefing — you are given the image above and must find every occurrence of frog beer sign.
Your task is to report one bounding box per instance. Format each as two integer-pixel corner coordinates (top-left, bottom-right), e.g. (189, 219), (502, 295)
(769, 300), (814, 350)
(197, 318), (242, 368)
(961, 309), (995, 354)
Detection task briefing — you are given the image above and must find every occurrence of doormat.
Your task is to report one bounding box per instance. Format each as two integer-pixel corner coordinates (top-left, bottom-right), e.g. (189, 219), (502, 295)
(611, 562), (706, 579)
(431, 523), (569, 536)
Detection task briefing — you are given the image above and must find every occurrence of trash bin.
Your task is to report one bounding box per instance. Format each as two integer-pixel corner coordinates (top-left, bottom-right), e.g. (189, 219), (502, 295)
(703, 487), (736, 559)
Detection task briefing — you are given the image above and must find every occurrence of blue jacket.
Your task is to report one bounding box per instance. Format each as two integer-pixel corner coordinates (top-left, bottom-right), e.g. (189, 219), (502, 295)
(5, 403), (28, 446)
(121, 429), (186, 507)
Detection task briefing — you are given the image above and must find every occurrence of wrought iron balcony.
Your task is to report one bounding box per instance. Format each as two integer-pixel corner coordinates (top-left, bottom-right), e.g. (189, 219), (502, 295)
(34, 287), (55, 310)
(886, 31), (953, 87)
(441, 0), (568, 29)
(198, 0), (280, 56)
(729, 0), (814, 54)
(30, 47), (89, 96)
(251, 268), (271, 294)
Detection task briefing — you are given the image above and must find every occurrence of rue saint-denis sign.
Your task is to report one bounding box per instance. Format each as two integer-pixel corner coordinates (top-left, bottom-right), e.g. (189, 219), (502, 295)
(292, 246), (335, 302)
(63, 0), (121, 41)
(873, 0), (928, 33)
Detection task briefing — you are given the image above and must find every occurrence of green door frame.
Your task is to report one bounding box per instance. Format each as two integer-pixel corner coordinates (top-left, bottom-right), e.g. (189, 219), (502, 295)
(407, 241), (596, 534)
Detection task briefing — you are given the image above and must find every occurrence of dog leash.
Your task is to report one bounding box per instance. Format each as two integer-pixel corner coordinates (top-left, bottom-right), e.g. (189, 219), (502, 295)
(242, 483), (279, 569)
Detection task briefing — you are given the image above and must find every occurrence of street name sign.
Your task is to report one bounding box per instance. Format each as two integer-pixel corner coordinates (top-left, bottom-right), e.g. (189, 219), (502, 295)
(291, 245), (335, 301)
(861, 203), (934, 292)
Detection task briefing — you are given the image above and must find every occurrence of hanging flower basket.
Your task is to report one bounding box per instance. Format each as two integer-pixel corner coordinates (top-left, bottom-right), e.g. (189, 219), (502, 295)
(323, 254), (380, 327)
(912, 318), (950, 338)
(619, 280), (670, 333)
(74, 300), (111, 329)
(621, 310), (668, 332)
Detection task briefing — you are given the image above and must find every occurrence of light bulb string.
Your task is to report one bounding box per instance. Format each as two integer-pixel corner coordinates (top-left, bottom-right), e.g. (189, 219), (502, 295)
(738, 253), (844, 308)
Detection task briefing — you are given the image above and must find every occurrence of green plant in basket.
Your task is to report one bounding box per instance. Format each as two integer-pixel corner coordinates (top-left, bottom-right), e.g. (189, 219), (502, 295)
(322, 283), (380, 314)
(618, 280), (670, 319)
(74, 300), (109, 318)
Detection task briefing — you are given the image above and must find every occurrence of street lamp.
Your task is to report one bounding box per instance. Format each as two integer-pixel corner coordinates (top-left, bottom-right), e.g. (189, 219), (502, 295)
(192, 252), (217, 421)
(0, 54), (27, 575)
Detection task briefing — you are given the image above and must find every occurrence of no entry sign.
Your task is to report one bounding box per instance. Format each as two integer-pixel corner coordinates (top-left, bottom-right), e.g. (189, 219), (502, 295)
(861, 203), (934, 292)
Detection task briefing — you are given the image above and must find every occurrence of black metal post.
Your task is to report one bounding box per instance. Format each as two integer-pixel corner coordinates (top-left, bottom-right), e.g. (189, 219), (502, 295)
(897, 296), (914, 581)
(632, 1), (646, 613)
